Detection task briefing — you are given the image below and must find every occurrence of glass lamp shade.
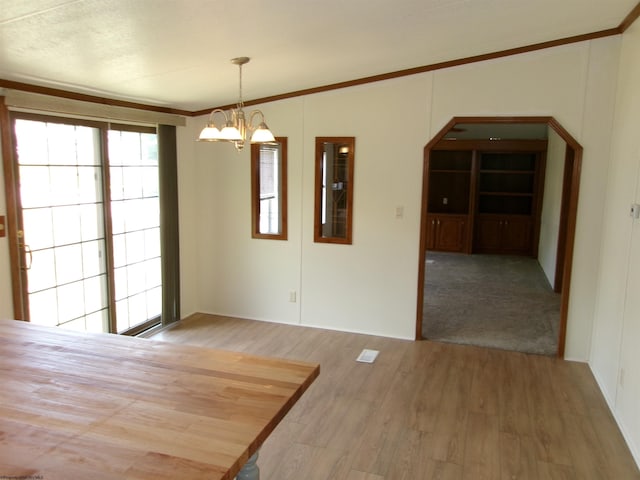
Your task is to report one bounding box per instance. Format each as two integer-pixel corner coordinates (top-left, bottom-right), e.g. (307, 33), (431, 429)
(250, 122), (276, 143)
(198, 124), (223, 141)
(219, 125), (243, 141)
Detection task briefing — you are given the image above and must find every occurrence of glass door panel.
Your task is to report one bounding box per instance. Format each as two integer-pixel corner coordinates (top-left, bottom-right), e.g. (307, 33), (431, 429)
(15, 119), (110, 333)
(108, 130), (161, 333)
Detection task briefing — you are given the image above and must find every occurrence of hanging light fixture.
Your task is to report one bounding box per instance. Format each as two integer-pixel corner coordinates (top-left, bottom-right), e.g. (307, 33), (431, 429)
(197, 57), (275, 151)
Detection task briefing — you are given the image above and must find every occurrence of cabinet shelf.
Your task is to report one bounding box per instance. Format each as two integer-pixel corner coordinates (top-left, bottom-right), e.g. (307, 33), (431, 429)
(479, 169), (535, 174)
(479, 192), (534, 197)
(426, 146), (544, 256)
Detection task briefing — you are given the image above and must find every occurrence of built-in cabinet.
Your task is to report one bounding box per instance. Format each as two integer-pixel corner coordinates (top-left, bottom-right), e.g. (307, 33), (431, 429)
(426, 214), (468, 252)
(426, 140), (546, 256)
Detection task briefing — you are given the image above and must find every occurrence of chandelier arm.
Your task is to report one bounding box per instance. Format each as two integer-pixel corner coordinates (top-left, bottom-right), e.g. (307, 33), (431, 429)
(208, 108), (229, 127)
(247, 110), (266, 131)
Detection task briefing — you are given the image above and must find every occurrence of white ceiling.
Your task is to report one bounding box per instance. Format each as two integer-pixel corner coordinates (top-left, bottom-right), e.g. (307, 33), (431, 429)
(0, 0), (637, 112)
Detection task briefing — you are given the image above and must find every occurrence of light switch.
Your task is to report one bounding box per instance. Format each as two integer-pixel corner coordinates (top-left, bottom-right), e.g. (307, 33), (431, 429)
(631, 204), (640, 219)
(395, 206), (404, 219)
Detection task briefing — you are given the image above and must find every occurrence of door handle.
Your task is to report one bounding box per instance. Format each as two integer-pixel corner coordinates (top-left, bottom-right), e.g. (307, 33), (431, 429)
(24, 244), (33, 270)
(17, 230), (32, 271)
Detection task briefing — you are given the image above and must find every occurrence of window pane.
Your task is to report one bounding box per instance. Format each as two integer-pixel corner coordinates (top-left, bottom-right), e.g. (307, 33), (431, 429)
(147, 286), (162, 319)
(251, 138), (287, 240)
(82, 240), (106, 277)
(27, 249), (56, 293)
(122, 167), (143, 199)
(29, 288), (58, 326)
(55, 244), (83, 285)
(15, 120), (48, 165)
(76, 127), (100, 165)
(112, 233), (127, 269)
(19, 166), (51, 208)
(85, 310), (109, 333)
(114, 266), (128, 300)
(84, 275), (108, 314)
(125, 231), (145, 264)
(127, 263), (146, 296)
(116, 299), (129, 331)
(49, 166), (79, 205)
(80, 203), (104, 241)
(47, 123), (77, 165)
(77, 166), (102, 204)
(145, 258), (161, 290)
(22, 208), (54, 250)
(57, 280), (85, 323)
(109, 128), (161, 333)
(144, 228), (161, 259)
(52, 205), (82, 246)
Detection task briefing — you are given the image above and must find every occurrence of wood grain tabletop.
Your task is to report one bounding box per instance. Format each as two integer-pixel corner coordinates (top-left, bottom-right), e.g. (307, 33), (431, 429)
(0, 319), (319, 479)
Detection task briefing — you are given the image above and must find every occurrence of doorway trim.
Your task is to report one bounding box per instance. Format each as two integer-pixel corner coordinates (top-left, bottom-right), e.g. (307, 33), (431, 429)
(416, 116), (583, 358)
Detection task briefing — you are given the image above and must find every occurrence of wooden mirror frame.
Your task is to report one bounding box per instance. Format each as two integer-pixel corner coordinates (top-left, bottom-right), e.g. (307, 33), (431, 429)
(314, 137), (355, 244)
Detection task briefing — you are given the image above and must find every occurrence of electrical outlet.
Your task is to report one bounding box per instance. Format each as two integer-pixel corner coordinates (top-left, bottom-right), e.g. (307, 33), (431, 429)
(289, 290), (297, 303)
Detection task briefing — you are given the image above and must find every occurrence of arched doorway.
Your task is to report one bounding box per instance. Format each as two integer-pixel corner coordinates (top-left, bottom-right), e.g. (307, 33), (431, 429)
(416, 116), (582, 358)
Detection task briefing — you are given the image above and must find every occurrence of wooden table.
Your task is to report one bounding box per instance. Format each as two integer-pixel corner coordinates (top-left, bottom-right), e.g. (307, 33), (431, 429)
(0, 319), (319, 479)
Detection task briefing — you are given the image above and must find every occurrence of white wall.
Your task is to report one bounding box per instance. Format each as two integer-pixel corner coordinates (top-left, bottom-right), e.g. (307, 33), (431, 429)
(591, 19), (640, 466)
(430, 39), (620, 359)
(189, 77), (431, 339)
(538, 127), (566, 287)
(183, 37), (621, 354)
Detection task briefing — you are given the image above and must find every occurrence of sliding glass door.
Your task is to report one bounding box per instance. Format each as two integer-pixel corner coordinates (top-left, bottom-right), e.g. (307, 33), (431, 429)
(108, 128), (162, 333)
(10, 114), (163, 334)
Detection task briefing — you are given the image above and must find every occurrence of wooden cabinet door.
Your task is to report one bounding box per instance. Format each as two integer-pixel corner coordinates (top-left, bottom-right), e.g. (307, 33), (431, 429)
(501, 217), (532, 254)
(425, 215), (437, 250)
(474, 215), (533, 254)
(436, 216), (467, 252)
(474, 216), (502, 253)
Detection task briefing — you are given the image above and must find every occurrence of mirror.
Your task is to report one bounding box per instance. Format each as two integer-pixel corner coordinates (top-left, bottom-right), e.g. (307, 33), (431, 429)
(314, 137), (355, 244)
(251, 137), (287, 239)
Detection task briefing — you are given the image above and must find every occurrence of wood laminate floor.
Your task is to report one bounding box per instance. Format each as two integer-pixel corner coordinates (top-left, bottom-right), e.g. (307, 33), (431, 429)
(152, 313), (640, 480)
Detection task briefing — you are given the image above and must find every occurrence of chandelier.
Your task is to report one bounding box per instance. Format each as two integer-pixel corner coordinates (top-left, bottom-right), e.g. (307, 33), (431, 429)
(197, 57), (275, 151)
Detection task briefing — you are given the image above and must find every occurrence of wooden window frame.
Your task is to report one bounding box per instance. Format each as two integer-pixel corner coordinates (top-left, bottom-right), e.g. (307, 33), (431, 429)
(250, 137), (288, 240)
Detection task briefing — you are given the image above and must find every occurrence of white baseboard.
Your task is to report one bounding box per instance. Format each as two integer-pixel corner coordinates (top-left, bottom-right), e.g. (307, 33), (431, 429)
(589, 364), (640, 470)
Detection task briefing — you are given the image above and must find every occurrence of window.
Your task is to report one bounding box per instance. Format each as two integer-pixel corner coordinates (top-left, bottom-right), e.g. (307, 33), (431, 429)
(7, 113), (178, 335)
(251, 137), (287, 240)
(108, 127), (162, 333)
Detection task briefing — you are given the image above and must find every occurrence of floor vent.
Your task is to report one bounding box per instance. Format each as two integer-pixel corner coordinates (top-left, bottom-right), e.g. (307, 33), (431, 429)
(356, 349), (379, 363)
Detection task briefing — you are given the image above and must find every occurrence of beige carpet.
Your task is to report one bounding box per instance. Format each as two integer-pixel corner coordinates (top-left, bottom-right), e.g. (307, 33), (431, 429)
(423, 251), (560, 356)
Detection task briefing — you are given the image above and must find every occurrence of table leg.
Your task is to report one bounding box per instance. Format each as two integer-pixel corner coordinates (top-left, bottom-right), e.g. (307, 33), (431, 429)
(236, 450), (259, 480)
